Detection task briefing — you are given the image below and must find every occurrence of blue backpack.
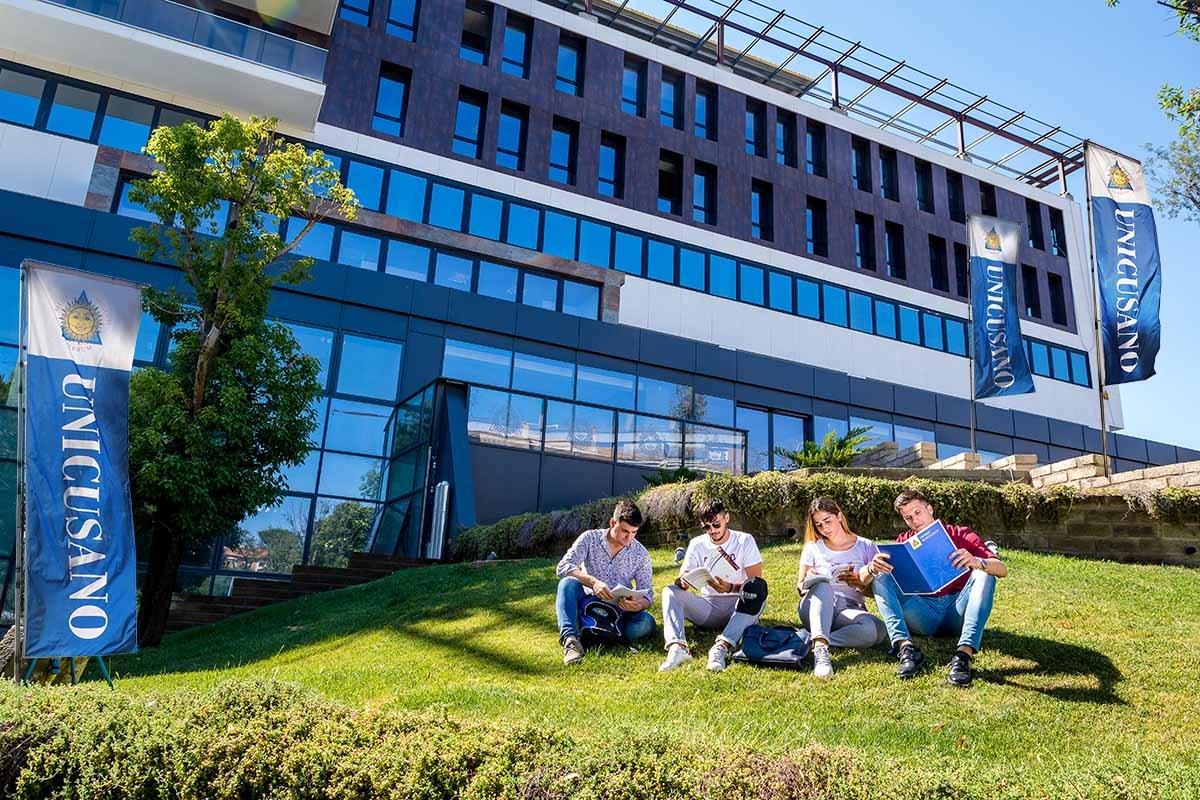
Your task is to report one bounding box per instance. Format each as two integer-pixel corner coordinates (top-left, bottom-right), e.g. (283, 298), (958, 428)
(732, 624), (812, 669)
(578, 598), (625, 646)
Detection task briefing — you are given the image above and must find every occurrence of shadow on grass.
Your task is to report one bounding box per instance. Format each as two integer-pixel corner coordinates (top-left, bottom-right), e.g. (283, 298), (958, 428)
(978, 629), (1125, 705)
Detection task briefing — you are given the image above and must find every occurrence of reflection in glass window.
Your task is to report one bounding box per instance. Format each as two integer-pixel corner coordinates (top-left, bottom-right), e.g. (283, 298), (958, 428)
(347, 161), (385, 211)
(99, 96), (154, 152)
(428, 183), (465, 230)
(386, 170), (426, 221)
(467, 387), (509, 445)
(468, 194), (503, 240)
(849, 292), (872, 332)
(739, 264), (763, 305)
(46, 84), (99, 139)
(685, 423), (744, 474)
(1069, 351), (1089, 386)
(543, 211), (576, 260)
(617, 413), (681, 467)
(875, 300), (896, 338)
(571, 403), (615, 460)
(562, 281), (599, 319)
(0, 68), (45, 126)
(307, 397), (329, 446)
(647, 240), (674, 283)
(772, 411), (809, 466)
(373, 68), (409, 137)
(736, 406), (770, 473)
(614, 231), (643, 276)
(310, 497), (377, 568)
(812, 414), (847, 443)
(477, 260), (518, 302)
(506, 203), (540, 250)
(797, 279), (819, 319)
(319, 452), (385, 499)
(894, 423), (933, 450)
(1051, 347), (1070, 381)
(850, 415), (893, 449)
(234, 496), (311, 573)
(823, 285), (847, 327)
(292, 218), (334, 260)
(513, 352), (575, 398)
(443, 339), (512, 386)
(576, 364), (635, 409)
(579, 220), (611, 268)
(522, 273), (558, 310)
(637, 376), (692, 419)
(1030, 341), (1050, 376)
(452, 91), (485, 159)
(0, 346), (16, 409)
(945, 319), (967, 355)
(133, 311), (160, 363)
(768, 272), (793, 313)
(336, 231), (382, 271)
(282, 450), (320, 494)
(326, 399), (391, 455)
(922, 312), (944, 350)
(506, 393), (545, 450)
(556, 36), (583, 96)
(337, 335), (403, 400)
(433, 252), (472, 291)
(116, 181), (158, 223)
(679, 248), (705, 290)
(384, 240), (430, 281)
(693, 393), (734, 427)
(710, 255), (735, 299)
(899, 306), (920, 344)
(544, 400), (573, 454)
(387, 0), (419, 39)
(283, 322), (334, 389)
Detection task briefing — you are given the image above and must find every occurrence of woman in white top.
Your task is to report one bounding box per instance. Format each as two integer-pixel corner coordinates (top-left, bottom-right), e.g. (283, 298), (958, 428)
(796, 496), (887, 678)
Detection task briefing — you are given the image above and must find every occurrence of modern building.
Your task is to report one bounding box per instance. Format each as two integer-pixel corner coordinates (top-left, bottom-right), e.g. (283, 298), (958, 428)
(0, 0), (1192, 611)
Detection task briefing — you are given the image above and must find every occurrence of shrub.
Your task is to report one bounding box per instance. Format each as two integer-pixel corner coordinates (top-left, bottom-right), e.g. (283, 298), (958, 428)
(773, 426), (873, 469)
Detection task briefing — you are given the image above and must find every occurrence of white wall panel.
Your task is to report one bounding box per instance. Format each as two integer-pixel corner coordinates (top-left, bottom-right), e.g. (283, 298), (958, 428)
(0, 123), (96, 207)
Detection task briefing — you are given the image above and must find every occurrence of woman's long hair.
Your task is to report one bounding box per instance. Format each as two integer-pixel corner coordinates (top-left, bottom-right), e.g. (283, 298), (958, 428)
(803, 496), (857, 544)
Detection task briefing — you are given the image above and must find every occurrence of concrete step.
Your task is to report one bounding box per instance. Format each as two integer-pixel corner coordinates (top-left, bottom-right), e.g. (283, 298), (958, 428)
(229, 576), (308, 600)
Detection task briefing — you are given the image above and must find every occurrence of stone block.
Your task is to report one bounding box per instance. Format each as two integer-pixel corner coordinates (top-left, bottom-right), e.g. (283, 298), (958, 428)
(1168, 474), (1200, 488)
(1143, 463), (1186, 479)
(1032, 471), (1069, 488)
(1108, 469), (1146, 485)
(988, 454), (1038, 471)
(1077, 477), (1113, 491)
(929, 452), (981, 470)
(1067, 465), (1106, 481)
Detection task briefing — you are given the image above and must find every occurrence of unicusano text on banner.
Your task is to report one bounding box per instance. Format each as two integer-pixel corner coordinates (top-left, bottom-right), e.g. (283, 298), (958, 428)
(967, 215), (1035, 400)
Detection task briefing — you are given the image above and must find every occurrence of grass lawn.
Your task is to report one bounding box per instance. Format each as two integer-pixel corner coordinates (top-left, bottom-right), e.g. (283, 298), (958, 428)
(112, 544), (1200, 792)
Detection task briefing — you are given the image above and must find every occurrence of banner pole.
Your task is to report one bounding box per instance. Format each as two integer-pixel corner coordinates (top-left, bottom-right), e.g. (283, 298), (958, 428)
(1083, 142), (1112, 478)
(965, 241), (977, 456)
(12, 263), (27, 681)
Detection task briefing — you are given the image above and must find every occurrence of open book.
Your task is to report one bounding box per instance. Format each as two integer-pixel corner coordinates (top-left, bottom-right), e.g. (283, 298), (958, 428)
(679, 549), (740, 591)
(876, 520), (968, 595)
(608, 585), (651, 601)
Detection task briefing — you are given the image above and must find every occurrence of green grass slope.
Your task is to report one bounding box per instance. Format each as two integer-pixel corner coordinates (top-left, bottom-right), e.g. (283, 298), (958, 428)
(113, 545), (1200, 791)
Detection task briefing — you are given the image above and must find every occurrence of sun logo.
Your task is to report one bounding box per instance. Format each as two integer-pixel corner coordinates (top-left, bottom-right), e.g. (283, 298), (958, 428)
(1107, 162), (1133, 192)
(984, 227), (1002, 252)
(59, 291), (104, 345)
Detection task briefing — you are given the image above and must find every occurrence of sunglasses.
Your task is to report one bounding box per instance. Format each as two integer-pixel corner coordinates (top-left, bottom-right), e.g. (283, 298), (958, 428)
(700, 519), (724, 530)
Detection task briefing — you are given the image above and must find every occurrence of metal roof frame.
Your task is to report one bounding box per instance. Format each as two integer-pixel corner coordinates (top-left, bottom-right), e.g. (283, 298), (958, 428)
(563, 0), (1091, 194)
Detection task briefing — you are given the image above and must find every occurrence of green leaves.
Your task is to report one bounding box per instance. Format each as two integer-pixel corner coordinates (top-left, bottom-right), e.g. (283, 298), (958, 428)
(773, 426), (873, 470)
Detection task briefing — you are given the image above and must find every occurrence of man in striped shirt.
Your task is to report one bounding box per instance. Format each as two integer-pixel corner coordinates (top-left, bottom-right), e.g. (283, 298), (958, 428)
(555, 500), (656, 665)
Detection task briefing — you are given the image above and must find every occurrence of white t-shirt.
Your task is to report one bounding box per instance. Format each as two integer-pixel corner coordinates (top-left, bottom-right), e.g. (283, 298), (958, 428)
(681, 529), (763, 597)
(799, 536), (878, 605)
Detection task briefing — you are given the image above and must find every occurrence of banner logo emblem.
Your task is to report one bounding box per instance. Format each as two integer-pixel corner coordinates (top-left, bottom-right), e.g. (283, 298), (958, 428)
(984, 227), (1002, 252)
(59, 291), (104, 345)
(1107, 162), (1133, 192)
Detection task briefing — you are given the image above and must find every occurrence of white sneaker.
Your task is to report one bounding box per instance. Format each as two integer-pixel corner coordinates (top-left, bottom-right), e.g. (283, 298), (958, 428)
(812, 642), (834, 679)
(659, 644), (693, 672)
(707, 639), (732, 673)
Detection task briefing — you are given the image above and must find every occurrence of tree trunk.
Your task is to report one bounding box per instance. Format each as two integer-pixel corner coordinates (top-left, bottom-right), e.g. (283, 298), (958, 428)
(137, 527), (185, 648)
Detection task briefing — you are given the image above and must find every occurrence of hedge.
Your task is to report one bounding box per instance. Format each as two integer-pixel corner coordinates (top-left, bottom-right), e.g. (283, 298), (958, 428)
(0, 679), (1190, 800)
(451, 472), (1087, 561)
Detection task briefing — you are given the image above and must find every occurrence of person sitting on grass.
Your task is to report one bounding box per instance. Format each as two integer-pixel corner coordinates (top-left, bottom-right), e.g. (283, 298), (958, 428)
(862, 488), (1007, 686)
(796, 496), (888, 679)
(659, 498), (767, 673)
(554, 499), (656, 666)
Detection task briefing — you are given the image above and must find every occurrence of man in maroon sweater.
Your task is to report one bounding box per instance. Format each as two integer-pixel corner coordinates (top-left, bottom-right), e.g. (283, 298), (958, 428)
(863, 489), (1008, 686)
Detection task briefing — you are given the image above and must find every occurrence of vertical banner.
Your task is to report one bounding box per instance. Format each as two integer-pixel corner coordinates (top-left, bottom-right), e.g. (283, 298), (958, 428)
(1087, 144), (1162, 384)
(968, 215), (1035, 399)
(23, 261), (141, 657)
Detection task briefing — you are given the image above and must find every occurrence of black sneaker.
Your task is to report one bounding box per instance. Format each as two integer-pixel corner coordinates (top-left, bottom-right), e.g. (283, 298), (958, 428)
(562, 636), (584, 666)
(948, 651), (973, 687)
(897, 642), (925, 680)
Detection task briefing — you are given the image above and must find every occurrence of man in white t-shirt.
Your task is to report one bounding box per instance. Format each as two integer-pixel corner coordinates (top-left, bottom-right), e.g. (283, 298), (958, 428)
(659, 498), (768, 673)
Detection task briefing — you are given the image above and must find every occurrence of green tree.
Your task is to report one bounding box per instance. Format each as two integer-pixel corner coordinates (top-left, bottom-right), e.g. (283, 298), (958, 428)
(308, 500), (375, 568)
(128, 115), (358, 646)
(1108, 1), (1199, 132)
(773, 426), (873, 470)
(256, 526), (303, 573)
(1144, 131), (1200, 222)
(641, 465), (703, 487)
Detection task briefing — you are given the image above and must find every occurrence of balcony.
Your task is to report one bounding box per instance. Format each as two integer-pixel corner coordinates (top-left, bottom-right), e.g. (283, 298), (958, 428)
(0, 0), (327, 130)
(223, 0), (337, 35)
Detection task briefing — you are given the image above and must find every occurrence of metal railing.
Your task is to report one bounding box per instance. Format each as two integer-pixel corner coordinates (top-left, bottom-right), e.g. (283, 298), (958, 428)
(43, 0), (327, 81)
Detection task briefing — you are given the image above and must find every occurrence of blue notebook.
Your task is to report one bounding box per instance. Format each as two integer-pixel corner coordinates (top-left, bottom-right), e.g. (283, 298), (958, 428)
(876, 520), (968, 595)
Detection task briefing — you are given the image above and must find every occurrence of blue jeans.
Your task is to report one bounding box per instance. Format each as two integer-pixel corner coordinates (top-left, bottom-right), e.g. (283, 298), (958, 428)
(555, 576), (656, 644)
(871, 570), (996, 652)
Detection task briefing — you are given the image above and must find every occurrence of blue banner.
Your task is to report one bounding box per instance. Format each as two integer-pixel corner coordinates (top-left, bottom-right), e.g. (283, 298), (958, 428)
(1087, 145), (1162, 384)
(968, 216), (1035, 399)
(23, 262), (141, 657)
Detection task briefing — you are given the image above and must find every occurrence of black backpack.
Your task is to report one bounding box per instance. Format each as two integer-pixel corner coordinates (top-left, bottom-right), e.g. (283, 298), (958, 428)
(731, 624), (812, 669)
(578, 599), (625, 646)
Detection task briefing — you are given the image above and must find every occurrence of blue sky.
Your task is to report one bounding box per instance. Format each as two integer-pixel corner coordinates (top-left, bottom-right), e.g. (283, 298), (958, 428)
(766, 0), (1200, 450)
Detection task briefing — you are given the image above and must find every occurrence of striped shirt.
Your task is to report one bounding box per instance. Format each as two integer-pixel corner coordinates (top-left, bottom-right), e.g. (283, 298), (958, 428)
(555, 528), (654, 602)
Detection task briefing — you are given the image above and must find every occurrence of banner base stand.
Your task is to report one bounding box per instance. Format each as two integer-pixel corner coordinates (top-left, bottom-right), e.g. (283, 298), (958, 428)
(14, 656), (114, 688)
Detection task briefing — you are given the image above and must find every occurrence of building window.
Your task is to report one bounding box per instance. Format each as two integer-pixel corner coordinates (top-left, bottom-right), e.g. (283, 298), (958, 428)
(805, 120), (827, 176)
(452, 89), (485, 159)
(500, 13), (531, 78)
(915, 159), (934, 213)
(947, 171), (965, 223)
(805, 196), (827, 257)
(1049, 207), (1068, 257)
(750, 180), (773, 241)
(695, 81), (717, 141)
(339, 0), (371, 27)
(854, 212), (875, 270)
(979, 182), (997, 216)
(884, 221), (906, 279)
(693, 161), (716, 225)
(346, 161), (384, 211)
(745, 100), (766, 157)
(460, 0), (491, 64)
(555, 35), (584, 96)
(660, 69), (683, 129)
(1022, 264), (1042, 318)
(598, 132), (625, 198)
(549, 117), (578, 185)
(478, 262), (518, 301)
(387, 0), (419, 40)
(46, 84), (99, 140)
(99, 95), (154, 152)
(929, 235), (949, 292)
(621, 57), (646, 116)
(879, 147), (899, 201)
(496, 101), (527, 171)
(851, 136), (871, 192)
(372, 65), (409, 137)
(774, 110), (796, 167)
(953, 242), (969, 298)
(657, 150), (683, 215)
(1026, 198), (1045, 250)
(1049, 273), (1068, 325)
